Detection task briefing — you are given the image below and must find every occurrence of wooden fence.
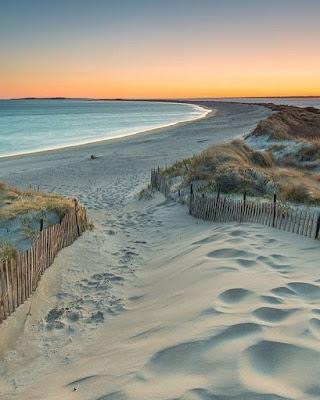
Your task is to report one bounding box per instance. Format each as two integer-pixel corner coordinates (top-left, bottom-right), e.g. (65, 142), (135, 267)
(0, 200), (87, 323)
(151, 168), (320, 240)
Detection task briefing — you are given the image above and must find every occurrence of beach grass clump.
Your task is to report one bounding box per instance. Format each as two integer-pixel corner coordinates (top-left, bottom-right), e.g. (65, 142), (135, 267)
(266, 138), (320, 171)
(0, 182), (74, 222)
(163, 140), (275, 196)
(138, 184), (155, 200)
(0, 240), (17, 262)
(297, 139), (320, 162)
(86, 220), (95, 231)
(280, 183), (311, 204)
(162, 139), (320, 206)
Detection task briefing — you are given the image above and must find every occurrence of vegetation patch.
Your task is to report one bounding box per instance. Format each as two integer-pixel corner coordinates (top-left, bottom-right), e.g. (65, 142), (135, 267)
(162, 139), (320, 206)
(0, 240), (17, 262)
(138, 184), (155, 200)
(251, 105), (320, 141)
(0, 182), (76, 252)
(0, 183), (74, 221)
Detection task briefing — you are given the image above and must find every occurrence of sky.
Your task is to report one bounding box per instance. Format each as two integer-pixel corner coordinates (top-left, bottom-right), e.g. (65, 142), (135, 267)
(1, 0), (320, 99)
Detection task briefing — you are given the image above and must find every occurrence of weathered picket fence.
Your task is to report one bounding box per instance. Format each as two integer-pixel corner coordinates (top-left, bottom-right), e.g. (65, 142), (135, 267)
(151, 168), (320, 240)
(0, 200), (87, 323)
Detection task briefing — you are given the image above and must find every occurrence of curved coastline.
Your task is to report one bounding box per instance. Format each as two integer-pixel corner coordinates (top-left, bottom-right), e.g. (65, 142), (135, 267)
(0, 102), (212, 160)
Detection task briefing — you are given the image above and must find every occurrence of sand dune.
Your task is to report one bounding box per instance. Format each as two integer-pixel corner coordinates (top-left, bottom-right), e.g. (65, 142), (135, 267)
(1, 102), (320, 400)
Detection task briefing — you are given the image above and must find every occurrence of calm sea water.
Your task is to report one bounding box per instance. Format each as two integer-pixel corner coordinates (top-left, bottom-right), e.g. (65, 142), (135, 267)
(215, 97), (320, 108)
(0, 100), (208, 157)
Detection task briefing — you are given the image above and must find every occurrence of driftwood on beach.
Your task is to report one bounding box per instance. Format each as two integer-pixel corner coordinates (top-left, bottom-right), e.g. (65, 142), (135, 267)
(0, 200), (87, 323)
(151, 168), (320, 241)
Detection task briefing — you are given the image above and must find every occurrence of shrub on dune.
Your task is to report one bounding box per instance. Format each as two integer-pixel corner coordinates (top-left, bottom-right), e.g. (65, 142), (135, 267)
(162, 139), (320, 206)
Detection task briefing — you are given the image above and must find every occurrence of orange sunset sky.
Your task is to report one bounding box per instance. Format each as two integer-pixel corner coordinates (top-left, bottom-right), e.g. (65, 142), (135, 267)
(1, 0), (320, 99)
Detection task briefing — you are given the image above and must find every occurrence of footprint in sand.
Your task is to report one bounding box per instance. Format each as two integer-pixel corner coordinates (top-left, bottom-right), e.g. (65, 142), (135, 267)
(241, 340), (320, 397)
(256, 256), (291, 272)
(236, 258), (256, 268)
(271, 286), (299, 299)
(253, 307), (297, 323)
(207, 248), (256, 259)
(144, 323), (262, 376)
(218, 288), (253, 305)
(309, 318), (320, 338)
(288, 282), (320, 300)
(260, 295), (283, 305)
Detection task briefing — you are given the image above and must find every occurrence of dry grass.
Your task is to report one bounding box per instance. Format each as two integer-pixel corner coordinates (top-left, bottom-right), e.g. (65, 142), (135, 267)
(138, 184), (155, 200)
(0, 240), (17, 262)
(272, 167), (320, 204)
(280, 184), (310, 203)
(272, 138), (320, 170)
(297, 139), (320, 162)
(165, 140), (274, 194)
(0, 182), (74, 222)
(251, 106), (320, 141)
(163, 140), (320, 205)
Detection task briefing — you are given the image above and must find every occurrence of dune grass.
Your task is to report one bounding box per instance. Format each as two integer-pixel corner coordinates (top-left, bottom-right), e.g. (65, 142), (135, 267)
(0, 183), (74, 222)
(0, 240), (17, 262)
(297, 138), (320, 162)
(251, 106), (320, 141)
(162, 139), (320, 206)
(138, 184), (155, 200)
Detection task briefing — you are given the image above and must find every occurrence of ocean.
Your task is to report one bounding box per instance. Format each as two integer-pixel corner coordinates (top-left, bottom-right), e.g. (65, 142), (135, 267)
(0, 100), (208, 157)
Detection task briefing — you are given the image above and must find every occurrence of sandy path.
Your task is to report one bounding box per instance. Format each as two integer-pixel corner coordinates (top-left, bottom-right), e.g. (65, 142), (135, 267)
(3, 102), (319, 399)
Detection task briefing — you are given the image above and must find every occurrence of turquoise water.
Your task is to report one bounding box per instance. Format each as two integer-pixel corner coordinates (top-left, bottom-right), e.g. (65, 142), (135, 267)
(0, 100), (208, 157)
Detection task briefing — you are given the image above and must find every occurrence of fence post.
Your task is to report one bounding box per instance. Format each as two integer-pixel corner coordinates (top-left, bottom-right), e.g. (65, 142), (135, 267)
(189, 184), (194, 215)
(241, 191), (247, 223)
(40, 218), (44, 232)
(74, 199), (80, 236)
(314, 212), (320, 240)
(272, 193), (277, 227)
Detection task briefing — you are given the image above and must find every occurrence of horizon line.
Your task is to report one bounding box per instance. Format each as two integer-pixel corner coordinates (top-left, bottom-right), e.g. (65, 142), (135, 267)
(1, 95), (320, 101)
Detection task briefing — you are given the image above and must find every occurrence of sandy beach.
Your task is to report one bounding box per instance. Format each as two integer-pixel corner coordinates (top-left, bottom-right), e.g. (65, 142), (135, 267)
(2, 101), (320, 400)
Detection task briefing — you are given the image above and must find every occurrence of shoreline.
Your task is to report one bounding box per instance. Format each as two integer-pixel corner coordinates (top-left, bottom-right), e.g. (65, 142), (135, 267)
(0, 102), (212, 160)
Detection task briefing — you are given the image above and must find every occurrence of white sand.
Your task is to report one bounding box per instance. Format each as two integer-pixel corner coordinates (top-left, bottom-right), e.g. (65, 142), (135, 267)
(2, 102), (320, 400)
